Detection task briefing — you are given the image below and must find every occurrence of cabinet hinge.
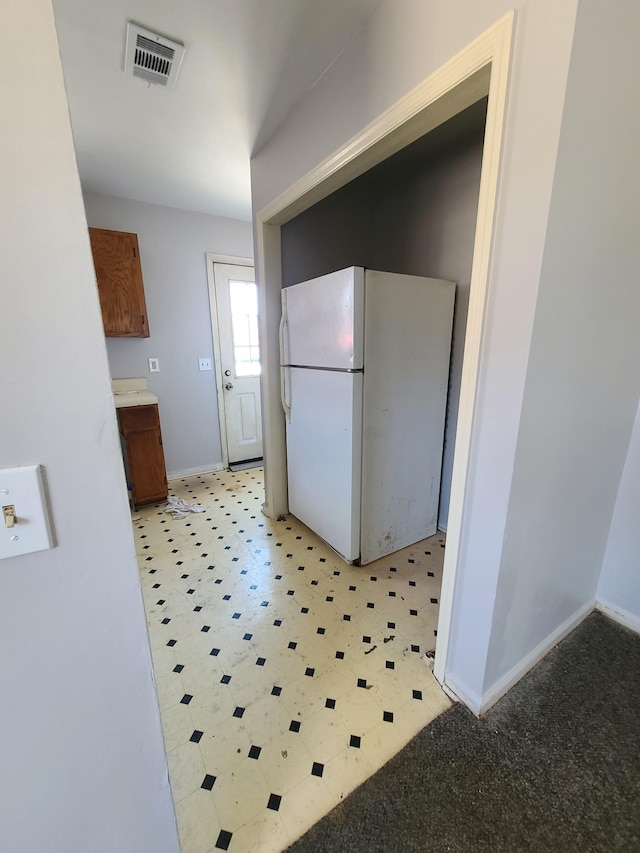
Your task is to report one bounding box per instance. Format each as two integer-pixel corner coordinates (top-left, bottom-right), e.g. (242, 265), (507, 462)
(141, 315), (145, 325)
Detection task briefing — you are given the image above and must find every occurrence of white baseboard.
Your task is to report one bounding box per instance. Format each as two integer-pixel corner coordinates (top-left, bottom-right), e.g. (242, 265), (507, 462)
(478, 599), (595, 715)
(443, 599), (595, 717)
(437, 520), (448, 533)
(596, 599), (640, 635)
(438, 680), (459, 703)
(229, 459), (263, 472)
(167, 463), (224, 481)
(442, 675), (483, 716)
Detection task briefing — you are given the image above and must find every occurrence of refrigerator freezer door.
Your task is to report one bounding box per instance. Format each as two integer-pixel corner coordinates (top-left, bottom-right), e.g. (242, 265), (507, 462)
(286, 367), (363, 562)
(282, 267), (364, 370)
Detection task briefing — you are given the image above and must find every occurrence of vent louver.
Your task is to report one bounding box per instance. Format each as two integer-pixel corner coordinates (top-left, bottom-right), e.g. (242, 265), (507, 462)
(124, 23), (185, 89)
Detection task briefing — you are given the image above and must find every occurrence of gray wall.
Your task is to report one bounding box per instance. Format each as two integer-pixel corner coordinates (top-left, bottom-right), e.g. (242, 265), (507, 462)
(485, 0), (640, 690)
(1, 2), (179, 850)
(599, 400), (640, 623)
(252, 0), (582, 709)
(83, 192), (254, 477)
(281, 104), (486, 530)
(369, 110), (485, 530)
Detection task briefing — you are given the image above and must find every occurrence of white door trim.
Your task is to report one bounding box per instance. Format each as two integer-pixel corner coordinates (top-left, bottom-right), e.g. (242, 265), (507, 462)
(254, 13), (514, 696)
(206, 253), (254, 470)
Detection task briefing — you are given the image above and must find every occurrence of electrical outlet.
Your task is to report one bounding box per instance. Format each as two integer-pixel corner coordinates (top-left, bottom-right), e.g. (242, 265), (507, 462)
(148, 358), (160, 373)
(199, 358), (212, 371)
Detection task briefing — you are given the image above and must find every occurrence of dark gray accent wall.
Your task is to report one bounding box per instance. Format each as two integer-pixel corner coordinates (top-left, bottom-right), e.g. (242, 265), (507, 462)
(281, 181), (373, 287)
(280, 101), (486, 528)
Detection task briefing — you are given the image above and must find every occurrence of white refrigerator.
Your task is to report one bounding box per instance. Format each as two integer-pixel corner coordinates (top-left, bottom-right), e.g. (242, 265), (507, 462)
(280, 266), (455, 565)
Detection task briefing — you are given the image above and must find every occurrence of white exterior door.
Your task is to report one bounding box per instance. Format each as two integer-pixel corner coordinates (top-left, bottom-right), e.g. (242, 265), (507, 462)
(211, 262), (263, 465)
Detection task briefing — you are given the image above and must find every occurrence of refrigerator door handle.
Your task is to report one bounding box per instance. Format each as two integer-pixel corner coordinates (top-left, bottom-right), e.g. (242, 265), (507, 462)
(280, 366), (291, 422)
(279, 294), (291, 422)
(279, 292), (288, 364)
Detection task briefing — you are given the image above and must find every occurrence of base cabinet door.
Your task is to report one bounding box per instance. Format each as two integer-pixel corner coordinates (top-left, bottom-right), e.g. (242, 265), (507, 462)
(117, 405), (168, 506)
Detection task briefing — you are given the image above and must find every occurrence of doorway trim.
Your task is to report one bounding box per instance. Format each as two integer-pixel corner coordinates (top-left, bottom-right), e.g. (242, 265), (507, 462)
(206, 252), (255, 471)
(254, 13), (514, 696)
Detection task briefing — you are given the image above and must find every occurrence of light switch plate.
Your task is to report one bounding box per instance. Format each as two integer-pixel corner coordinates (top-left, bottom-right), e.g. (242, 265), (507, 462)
(0, 465), (54, 559)
(148, 357), (160, 373)
(199, 358), (212, 371)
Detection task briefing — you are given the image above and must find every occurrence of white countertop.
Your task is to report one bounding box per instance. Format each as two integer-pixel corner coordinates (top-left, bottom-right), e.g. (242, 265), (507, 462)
(111, 377), (158, 409)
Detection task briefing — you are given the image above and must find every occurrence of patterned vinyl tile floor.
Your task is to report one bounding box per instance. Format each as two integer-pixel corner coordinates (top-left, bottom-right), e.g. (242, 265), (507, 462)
(135, 467), (449, 853)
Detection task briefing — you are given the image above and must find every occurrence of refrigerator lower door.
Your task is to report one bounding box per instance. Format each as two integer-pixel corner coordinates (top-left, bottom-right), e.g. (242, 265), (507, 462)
(286, 367), (363, 562)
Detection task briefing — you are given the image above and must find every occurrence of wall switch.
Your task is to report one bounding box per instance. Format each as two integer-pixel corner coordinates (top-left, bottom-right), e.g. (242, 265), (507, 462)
(199, 358), (212, 371)
(148, 358), (160, 373)
(0, 465), (54, 560)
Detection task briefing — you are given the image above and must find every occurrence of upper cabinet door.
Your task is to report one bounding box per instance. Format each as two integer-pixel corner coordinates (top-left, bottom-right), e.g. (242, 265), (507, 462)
(89, 227), (150, 337)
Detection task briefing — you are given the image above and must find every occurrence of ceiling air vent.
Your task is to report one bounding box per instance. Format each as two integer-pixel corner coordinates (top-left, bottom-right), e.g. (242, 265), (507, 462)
(124, 22), (185, 89)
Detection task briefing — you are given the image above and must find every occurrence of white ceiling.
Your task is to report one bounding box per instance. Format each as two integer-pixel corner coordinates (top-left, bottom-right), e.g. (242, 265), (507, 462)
(52, 0), (383, 221)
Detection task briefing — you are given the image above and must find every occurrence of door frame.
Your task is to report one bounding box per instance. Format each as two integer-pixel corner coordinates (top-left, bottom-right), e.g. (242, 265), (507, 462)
(205, 252), (255, 470)
(254, 13), (514, 696)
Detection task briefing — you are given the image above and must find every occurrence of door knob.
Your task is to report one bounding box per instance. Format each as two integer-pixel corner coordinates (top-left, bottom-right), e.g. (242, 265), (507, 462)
(225, 383), (233, 390)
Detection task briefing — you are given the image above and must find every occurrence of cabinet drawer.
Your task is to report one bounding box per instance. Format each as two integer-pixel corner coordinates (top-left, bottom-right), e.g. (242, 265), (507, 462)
(118, 404), (160, 435)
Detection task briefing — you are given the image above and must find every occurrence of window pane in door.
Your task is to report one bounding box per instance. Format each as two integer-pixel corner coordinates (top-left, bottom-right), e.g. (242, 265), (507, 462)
(234, 347), (261, 377)
(232, 315), (251, 346)
(249, 315), (259, 343)
(229, 279), (260, 377)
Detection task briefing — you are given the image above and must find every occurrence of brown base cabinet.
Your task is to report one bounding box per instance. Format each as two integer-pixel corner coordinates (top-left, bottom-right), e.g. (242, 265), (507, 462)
(117, 404), (168, 507)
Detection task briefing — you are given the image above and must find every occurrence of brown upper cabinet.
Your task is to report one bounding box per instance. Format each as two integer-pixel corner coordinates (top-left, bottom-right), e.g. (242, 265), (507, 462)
(89, 227), (150, 337)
